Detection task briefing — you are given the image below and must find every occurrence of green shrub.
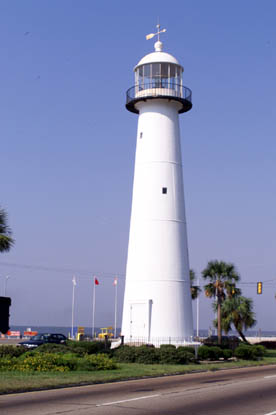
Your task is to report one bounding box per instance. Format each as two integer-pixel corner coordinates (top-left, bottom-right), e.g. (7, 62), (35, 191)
(114, 344), (195, 365)
(0, 351), (117, 372)
(77, 354), (117, 371)
(252, 345), (266, 357)
(0, 345), (26, 358)
(0, 353), (72, 372)
(222, 349), (233, 360)
(234, 344), (264, 360)
(0, 356), (18, 371)
(177, 346), (195, 355)
(176, 347), (195, 364)
(159, 344), (176, 351)
(197, 346), (223, 360)
(198, 346), (211, 360)
(67, 340), (109, 355)
(113, 345), (137, 363)
(158, 345), (179, 364)
(34, 343), (69, 354)
(135, 346), (159, 364)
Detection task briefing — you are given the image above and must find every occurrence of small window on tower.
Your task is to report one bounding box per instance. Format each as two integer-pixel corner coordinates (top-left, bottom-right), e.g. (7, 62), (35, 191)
(140, 132), (143, 138)
(162, 187), (167, 194)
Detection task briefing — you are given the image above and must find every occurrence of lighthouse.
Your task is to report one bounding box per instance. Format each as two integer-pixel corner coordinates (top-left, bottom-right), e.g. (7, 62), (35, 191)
(121, 27), (194, 345)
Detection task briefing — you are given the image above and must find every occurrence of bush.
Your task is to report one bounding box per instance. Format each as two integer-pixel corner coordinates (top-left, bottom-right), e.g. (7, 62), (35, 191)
(177, 346), (195, 355)
(0, 352), (117, 372)
(34, 343), (69, 354)
(66, 340), (109, 355)
(0, 353), (73, 372)
(253, 345), (266, 357)
(135, 346), (159, 364)
(77, 354), (117, 371)
(0, 356), (18, 371)
(176, 347), (196, 364)
(197, 346), (223, 360)
(114, 344), (196, 365)
(234, 344), (265, 360)
(158, 345), (179, 364)
(159, 344), (176, 351)
(113, 345), (137, 363)
(0, 346), (26, 358)
(222, 349), (233, 360)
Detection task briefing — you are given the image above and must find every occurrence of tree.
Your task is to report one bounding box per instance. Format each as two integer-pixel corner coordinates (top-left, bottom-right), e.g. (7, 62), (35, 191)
(213, 296), (256, 343)
(0, 207), (14, 252)
(202, 260), (240, 344)
(190, 269), (201, 300)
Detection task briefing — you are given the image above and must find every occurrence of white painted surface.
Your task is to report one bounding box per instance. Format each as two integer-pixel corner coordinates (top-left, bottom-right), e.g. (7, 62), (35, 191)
(135, 51), (180, 68)
(122, 88), (194, 343)
(96, 394), (160, 407)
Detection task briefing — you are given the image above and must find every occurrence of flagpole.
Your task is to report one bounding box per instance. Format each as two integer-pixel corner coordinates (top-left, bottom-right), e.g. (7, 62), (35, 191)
(92, 277), (96, 339)
(114, 278), (118, 339)
(71, 276), (76, 339)
(196, 276), (199, 338)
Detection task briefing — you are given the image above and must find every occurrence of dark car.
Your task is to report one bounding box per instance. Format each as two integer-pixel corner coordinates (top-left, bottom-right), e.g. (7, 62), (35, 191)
(203, 335), (240, 350)
(18, 333), (67, 349)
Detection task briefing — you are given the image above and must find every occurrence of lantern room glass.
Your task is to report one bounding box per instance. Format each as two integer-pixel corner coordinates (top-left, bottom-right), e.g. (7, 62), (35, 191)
(135, 63), (183, 92)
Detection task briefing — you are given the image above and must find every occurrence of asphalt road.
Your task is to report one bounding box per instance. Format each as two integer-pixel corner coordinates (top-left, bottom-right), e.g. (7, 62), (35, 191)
(1, 365), (276, 414)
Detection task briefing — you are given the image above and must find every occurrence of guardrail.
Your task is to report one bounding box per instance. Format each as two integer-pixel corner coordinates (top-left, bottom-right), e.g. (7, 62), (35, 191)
(126, 83), (192, 114)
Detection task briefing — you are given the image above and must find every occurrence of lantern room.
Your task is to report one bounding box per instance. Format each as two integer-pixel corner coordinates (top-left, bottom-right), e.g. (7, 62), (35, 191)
(126, 40), (192, 114)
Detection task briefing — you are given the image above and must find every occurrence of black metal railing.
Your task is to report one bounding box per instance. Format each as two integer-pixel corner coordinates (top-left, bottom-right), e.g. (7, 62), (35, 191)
(126, 83), (192, 114)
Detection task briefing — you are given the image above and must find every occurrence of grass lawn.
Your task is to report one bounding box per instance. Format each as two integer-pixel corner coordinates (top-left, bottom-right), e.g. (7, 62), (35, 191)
(1, 350), (276, 395)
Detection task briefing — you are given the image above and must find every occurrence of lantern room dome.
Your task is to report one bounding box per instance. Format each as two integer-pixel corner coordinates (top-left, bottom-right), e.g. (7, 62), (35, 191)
(135, 51), (181, 68)
(135, 43), (182, 70)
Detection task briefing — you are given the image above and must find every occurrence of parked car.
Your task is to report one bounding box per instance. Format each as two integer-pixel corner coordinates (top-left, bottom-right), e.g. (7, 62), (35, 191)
(203, 335), (240, 350)
(18, 333), (67, 349)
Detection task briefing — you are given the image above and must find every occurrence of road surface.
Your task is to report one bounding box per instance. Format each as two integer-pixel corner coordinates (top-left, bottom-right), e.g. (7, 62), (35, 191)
(1, 365), (276, 414)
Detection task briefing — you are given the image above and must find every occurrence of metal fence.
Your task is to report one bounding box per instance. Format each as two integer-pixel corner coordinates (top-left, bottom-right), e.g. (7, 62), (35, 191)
(122, 336), (196, 347)
(127, 83), (192, 104)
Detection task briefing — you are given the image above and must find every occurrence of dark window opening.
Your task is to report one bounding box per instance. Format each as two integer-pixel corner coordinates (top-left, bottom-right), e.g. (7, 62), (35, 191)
(162, 187), (167, 194)
(140, 132), (143, 138)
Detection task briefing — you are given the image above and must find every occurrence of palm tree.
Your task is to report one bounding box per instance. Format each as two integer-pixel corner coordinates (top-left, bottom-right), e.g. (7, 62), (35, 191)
(190, 269), (201, 300)
(202, 260), (240, 344)
(213, 296), (256, 343)
(0, 207), (14, 252)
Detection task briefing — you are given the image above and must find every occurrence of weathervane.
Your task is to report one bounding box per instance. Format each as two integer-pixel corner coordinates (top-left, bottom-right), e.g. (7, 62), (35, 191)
(146, 23), (166, 41)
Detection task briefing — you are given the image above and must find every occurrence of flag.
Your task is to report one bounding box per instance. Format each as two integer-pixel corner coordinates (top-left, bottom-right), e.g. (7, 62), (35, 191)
(94, 277), (99, 285)
(72, 276), (77, 286)
(113, 277), (118, 286)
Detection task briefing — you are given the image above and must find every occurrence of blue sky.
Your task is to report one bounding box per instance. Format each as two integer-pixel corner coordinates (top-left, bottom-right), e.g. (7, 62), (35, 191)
(1, 1), (275, 333)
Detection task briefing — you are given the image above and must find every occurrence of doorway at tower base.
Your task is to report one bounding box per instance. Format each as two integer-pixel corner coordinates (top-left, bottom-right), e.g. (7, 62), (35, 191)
(121, 298), (195, 347)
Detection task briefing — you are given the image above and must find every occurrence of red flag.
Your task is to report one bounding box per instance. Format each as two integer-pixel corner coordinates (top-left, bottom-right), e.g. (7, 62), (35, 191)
(94, 277), (99, 285)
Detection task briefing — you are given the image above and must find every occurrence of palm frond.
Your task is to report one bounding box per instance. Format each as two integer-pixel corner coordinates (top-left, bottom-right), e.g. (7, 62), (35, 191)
(0, 207), (14, 252)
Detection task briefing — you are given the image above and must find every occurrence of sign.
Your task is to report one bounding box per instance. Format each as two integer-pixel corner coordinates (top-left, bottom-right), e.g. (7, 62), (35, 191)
(7, 331), (20, 337)
(23, 331), (38, 337)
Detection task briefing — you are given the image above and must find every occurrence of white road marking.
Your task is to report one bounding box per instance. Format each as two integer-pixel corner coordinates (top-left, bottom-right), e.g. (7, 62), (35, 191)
(96, 394), (160, 407)
(264, 375), (276, 379)
(263, 411), (276, 415)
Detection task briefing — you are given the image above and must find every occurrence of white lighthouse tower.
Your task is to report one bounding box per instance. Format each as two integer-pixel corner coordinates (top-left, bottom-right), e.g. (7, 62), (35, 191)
(122, 27), (194, 345)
